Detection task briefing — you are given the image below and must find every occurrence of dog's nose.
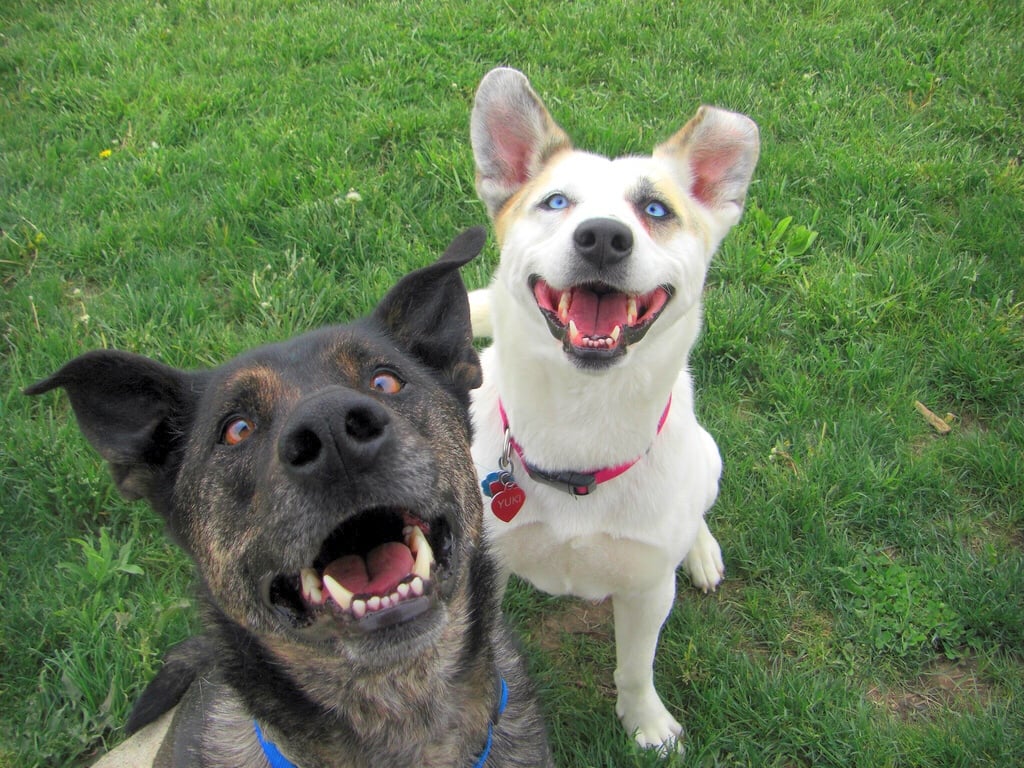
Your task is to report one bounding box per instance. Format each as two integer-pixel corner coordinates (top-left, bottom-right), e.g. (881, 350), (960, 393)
(573, 218), (633, 270)
(278, 387), (392, 481)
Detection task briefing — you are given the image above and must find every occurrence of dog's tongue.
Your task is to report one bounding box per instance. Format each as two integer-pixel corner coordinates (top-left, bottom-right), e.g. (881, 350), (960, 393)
(322, 543), (414, 596)
(571, 289), (628, 337)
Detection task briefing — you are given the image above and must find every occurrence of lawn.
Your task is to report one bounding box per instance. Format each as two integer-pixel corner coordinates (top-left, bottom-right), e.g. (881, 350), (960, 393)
(2, 0), (1022, 765)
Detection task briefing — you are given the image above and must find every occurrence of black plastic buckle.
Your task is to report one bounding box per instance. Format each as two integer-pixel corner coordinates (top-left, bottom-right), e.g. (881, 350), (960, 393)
(523, 464), (597, 497)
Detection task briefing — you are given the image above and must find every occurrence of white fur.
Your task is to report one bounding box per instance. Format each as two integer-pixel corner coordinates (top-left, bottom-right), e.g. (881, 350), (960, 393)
(469, 68), (758, 751)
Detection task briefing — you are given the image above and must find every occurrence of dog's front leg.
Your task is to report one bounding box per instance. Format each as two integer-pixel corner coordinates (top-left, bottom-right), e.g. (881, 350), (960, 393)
(611, 574), (684, 753)
(683, 518), (725, 593)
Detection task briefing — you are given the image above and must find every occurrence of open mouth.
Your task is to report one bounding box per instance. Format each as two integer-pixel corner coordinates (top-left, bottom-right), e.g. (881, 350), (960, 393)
(530, 276), (673, 361)
(265, 509), (452, 634)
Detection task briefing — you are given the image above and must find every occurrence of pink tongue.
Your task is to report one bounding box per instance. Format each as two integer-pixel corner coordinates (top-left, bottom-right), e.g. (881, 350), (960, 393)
(570, 290), (628, 337)
(323, 542), (414, 596)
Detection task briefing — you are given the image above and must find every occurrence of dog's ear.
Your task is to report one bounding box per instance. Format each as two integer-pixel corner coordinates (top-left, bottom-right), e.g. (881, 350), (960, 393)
(126, 634), (216, 735)
(372, 227), (486, 395)
(471, 67), (572, 218)
(655, 106), (760, 228)
(24, 350), (199, 502)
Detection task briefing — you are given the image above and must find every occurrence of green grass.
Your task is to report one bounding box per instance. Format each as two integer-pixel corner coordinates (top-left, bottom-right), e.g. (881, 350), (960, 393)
(2, 0), (1022, 765)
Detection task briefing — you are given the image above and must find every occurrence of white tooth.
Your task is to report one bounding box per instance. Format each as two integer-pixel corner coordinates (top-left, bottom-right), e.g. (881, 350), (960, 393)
(412, 535), (433, 580)
(558, 291), (571, 324)
(397, 582), (410, 598)
(410, 576), (425, 596)
(610, 325), (621, 342)
(301, 568), (324, 604)
(391, 590), (401, 604)
(568, 319), (582, 345)
(381, 596), (392, 609)
(352, 599), (366, 619)
(367, 595), (381, 612)
(618, 296), (634, 325)
(406, 524), (427, 555)
(322, 574), (353, 611)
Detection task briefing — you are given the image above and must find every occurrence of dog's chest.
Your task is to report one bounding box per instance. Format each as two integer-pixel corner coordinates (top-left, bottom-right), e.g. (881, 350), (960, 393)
(496, 524), (683, 600)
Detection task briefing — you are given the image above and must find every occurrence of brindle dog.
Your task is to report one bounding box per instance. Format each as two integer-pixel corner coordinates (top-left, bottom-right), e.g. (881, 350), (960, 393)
(27, 228), (553, 768)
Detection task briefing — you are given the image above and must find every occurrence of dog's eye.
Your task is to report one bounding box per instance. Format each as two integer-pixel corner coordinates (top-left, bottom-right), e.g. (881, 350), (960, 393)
(222, 417), (255, 446)
(370, 370), (404, 395)
(541, 193), (570, 211)
(643, 200), (670, 219)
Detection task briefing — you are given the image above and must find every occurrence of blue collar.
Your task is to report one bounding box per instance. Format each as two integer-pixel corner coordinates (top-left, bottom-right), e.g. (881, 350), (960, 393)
(472, 676), (509, 768)
(253, 676), (509, 768)
(253, 719), (297, 768)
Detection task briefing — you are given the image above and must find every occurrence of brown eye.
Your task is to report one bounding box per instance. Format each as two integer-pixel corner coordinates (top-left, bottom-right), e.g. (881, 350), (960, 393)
(370, 370), (403, 394)
(222, 417), (255, 446)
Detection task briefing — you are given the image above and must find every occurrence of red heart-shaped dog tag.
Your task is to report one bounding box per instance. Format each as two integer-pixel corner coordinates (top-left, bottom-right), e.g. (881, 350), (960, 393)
(491, 485), (525, 522)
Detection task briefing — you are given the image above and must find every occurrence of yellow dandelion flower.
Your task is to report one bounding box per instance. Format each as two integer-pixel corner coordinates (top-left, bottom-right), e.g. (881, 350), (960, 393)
(99, 148), (112, 159)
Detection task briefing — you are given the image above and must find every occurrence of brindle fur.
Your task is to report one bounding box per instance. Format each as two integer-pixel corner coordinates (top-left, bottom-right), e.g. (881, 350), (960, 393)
(27, 228), (553, 768)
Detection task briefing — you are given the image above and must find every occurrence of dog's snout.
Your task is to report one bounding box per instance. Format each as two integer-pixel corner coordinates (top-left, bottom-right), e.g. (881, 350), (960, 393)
(573, 218), (633, 270)
(278, 388), (392, 481)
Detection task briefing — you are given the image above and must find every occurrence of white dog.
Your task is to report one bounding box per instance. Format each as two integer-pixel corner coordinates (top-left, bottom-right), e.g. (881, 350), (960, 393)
(467, 68), (759, 752)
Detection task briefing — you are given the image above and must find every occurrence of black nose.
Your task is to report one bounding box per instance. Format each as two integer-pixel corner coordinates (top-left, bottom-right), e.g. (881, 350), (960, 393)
(573, 218), (633, 270)
(278, 387), (392, 482)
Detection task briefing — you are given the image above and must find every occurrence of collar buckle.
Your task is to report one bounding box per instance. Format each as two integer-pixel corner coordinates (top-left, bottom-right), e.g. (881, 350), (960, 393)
(523, 464), (597, 497)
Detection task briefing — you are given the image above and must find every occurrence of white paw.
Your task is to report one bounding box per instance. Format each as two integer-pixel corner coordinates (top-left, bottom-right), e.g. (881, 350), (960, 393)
(684, 524), (725, 593)
(616, 689), (685, 754)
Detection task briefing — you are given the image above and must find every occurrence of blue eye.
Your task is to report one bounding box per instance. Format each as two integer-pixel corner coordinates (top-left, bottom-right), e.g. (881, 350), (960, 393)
(542, 193), (570, 210)
(644, 200), (669, 218)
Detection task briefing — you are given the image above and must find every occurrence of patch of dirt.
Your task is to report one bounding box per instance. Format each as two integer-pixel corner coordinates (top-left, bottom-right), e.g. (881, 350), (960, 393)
(1011, 527), (1024, 551)
(537, 598), (613, 654)
(866, 658), (995, 721)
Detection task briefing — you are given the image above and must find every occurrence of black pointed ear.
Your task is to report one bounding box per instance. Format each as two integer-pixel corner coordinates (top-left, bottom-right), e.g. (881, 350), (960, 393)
(470, 67), (572, 218)
(24, 350), (199, 502)
(372, 227), (486, 396)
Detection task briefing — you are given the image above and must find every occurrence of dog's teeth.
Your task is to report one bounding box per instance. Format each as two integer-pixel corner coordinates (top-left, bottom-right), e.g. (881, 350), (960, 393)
(626, 296), (638, 325)
(409, 527), (434, 580)
(397, 582), (410, 598)
(352, 599), (367, 619)
(367, 595), (382, 612)
(568, 319), (582, 346)
(406, 524), (427, 554)
(381, 595), (393, 609)
(301, 568), (325, 605)
(410, 576), (425, 596)
(322, 574), (353, 611)
(558, 291), (571, 324)
(412, 544), (432, 580)
(610, 325), (621, 343)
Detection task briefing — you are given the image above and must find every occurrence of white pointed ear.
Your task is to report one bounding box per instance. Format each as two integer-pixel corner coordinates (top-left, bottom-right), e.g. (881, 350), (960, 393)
(655, 106), (760, 227)
(470, 67), (572, 218)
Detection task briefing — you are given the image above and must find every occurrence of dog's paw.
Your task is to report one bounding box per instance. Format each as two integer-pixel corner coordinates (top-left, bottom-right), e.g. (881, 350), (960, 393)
(616, 690), (685, 754)
(684, 521), (725, 593)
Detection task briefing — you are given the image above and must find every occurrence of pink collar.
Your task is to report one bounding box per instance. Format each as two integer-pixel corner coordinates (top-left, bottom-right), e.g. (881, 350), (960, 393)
(497, 397), (672, 496)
